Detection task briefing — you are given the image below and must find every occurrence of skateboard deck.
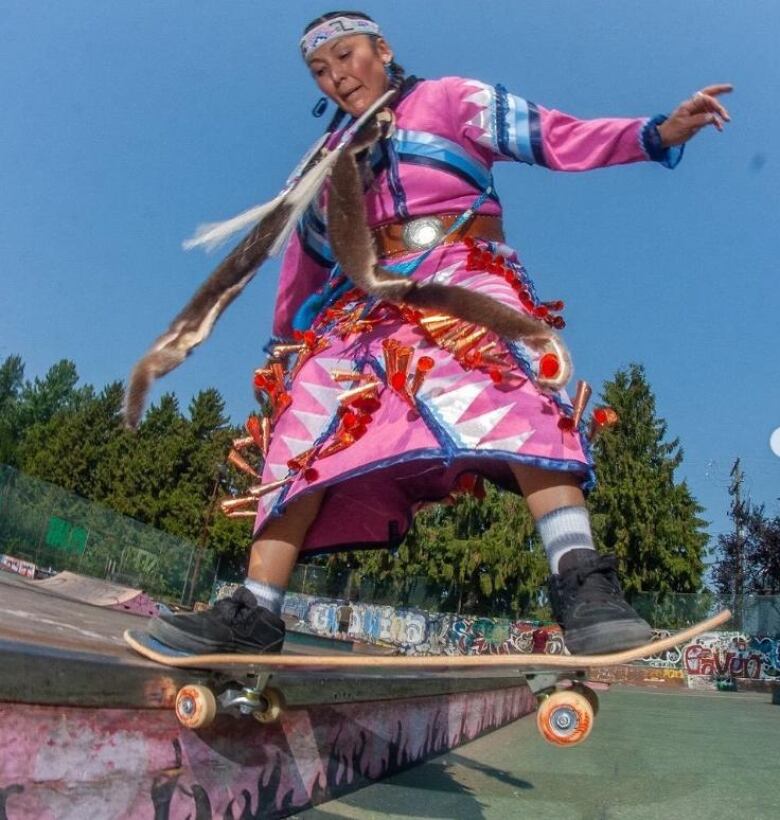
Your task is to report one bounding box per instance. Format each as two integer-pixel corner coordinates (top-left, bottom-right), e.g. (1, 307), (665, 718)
(126, 609), (729, 672)
(125, 609), (731, 745)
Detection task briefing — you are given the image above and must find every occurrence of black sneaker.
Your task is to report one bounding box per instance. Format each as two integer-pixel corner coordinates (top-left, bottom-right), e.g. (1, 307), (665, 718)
(548, 549), (652, 655)
(147, 587), (285, 654)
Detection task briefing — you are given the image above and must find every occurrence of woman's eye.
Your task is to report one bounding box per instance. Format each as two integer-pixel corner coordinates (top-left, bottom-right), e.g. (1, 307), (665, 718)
(338, 51), (351, 60)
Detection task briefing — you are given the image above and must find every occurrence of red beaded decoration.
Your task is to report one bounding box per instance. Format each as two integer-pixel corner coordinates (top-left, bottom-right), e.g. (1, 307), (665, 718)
(539, 353), (560, 379)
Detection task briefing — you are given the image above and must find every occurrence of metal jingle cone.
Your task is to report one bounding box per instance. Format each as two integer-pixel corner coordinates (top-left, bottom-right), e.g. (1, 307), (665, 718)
(395, 345), (413, 377)
(271, 362), (286, 386)
(571, 380), (592, 429)
(477, 341), (499, 356)
(232, 435), (255, 451)
(418, 314), (460, 335)
(224, 510), (258, 519)
(287, 445), (320, 472)
(248, 475), (295, 498)
(338, 381), (381, 405)
(220, 495), (258, 513)
(450, 327), (488, 357)
(227, 449), (259, 478)
(438, 321), (477, 348)
(382, 338), (399, 378)
(272, 392), (292, 422)
(260, 416), (271, 457)
(271, 343), (307, 358)
(330, 370), (373, 383)
(409, 356), (435, 396)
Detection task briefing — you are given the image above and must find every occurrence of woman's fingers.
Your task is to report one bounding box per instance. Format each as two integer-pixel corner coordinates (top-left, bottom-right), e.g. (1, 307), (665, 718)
(699, 83), (734, 98)
(693, 92), (731, 122)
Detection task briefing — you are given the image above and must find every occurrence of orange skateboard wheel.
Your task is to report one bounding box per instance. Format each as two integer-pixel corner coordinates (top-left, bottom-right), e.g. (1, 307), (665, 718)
(536, 690), (594, 747)
(175, 684), (217, 729)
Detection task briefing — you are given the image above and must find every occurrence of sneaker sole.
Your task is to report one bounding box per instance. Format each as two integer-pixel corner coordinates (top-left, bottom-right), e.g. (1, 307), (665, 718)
(563, 620), (653, 656)
(147, 617), (228, 654)
(147, 617), (284, 655)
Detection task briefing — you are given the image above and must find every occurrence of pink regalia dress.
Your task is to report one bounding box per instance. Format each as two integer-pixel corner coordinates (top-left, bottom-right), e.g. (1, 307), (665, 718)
(243, 76), (681, 554)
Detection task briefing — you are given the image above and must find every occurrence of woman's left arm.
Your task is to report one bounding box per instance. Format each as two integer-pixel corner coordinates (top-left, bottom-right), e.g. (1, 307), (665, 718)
(537, 83), (732, 172)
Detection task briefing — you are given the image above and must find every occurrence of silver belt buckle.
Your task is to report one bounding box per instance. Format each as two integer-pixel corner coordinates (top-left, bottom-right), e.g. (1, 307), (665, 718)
(402, 216), (445, 252)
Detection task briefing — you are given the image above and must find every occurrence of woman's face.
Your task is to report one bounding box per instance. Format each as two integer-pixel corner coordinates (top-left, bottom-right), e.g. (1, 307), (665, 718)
(308, 34), (393, 117)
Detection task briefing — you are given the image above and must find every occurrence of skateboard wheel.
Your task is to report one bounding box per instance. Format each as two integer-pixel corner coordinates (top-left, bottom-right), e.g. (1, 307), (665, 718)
(175, 684), (217, 729)
(572, 683), (600, 716)
(252, 687), (285, 724)
(536, 690), (594, 747)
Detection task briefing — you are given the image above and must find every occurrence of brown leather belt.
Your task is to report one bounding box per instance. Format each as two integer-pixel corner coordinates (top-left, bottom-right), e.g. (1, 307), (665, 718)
(372, 213), (504, 258)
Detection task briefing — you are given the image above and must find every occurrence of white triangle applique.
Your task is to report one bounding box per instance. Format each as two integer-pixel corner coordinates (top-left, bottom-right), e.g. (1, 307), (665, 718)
(476, 429), (535, 452)
(453, 403), (516, 448)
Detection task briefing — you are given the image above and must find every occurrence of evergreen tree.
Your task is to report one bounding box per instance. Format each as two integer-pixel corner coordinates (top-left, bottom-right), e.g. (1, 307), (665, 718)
(588, 364), (708, 595)
(19, 380), (124, 498)
(713, 461), (780, 595)
(0, 355), (25, 466)
(325, 482), (549, 618)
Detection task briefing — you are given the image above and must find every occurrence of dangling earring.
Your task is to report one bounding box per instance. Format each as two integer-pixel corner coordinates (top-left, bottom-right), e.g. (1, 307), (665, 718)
(312, 96), (328, 118)
(384, 61), (394, 81)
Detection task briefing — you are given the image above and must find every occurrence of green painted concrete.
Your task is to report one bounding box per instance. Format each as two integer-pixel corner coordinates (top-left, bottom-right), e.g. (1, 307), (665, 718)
(298, 686), (780, 820)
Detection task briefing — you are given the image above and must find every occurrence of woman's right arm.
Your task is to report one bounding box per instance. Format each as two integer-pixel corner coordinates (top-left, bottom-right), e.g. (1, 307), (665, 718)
(272, 201), (335, 338)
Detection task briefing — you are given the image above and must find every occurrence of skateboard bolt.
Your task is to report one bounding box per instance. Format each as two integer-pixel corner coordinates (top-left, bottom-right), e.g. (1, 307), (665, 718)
(179, 697), (195, 716)
(553, 707), (574, 731)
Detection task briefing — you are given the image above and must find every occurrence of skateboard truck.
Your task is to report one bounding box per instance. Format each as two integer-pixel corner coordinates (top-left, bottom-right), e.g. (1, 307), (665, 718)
(175, 671), (285, 729)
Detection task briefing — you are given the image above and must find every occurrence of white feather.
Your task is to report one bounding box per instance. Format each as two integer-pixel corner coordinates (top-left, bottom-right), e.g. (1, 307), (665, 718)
(182, 193), (287, 252)
(182, 89), (396, 255)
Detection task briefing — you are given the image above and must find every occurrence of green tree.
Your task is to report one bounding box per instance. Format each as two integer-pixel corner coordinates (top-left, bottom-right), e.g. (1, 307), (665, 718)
(324, 482), (549, 618)
(0, 355), (25, 465)
(588, 363), (708, 595)
(713, 461), (780, 596)
(19, 380), (124, 497)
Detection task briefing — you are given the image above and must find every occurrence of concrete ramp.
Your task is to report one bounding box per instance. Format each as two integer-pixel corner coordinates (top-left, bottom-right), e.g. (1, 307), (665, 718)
(30, 571), (157, 616)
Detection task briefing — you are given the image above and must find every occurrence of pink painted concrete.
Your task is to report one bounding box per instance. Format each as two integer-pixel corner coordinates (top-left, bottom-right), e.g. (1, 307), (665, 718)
(0, 685), (534, 819)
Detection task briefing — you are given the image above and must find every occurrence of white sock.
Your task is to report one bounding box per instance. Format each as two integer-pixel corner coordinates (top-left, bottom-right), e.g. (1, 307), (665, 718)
(536, 505), (595, 574)
(244, 578), (285, 615)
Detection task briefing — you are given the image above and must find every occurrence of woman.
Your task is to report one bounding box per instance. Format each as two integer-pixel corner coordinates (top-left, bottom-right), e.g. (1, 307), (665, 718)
(148, 11), (731, 656)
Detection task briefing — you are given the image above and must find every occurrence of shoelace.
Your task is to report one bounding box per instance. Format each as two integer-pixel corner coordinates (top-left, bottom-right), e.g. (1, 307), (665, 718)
(215, 590), (258, 626)
(570, 558), (622, 595)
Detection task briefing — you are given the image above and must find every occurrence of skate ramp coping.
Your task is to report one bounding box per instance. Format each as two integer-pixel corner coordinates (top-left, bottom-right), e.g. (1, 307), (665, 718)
(30, 571), (158, 616)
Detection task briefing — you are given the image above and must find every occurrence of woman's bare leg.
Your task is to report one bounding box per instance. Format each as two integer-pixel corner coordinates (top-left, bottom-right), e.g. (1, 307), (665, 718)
(247, 489), (325, 589)
(146, 490), (325, 652)
(510, 463), (584, 522)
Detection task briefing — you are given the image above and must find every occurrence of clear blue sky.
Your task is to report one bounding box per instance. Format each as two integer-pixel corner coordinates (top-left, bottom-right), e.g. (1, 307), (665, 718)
(2, 1), (779, 549)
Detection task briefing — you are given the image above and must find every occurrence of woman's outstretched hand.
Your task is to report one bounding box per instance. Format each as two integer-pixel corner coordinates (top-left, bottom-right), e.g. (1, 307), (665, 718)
(657, 84), (733, 147)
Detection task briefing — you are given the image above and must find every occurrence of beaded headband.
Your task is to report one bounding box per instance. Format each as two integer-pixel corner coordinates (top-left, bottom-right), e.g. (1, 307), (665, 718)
(300, 16), (381, 62)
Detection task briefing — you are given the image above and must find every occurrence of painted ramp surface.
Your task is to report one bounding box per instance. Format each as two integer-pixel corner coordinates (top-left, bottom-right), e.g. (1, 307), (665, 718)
(0, 572), (533, 819)
(29, 570), (158, 616)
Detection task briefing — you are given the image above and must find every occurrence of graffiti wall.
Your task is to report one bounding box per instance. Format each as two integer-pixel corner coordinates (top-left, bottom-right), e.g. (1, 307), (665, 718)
(281, 592), (565, 656)
(278, 592), (780, 688)
(682, 632), (780, 686)
(0, 554), (36, 578)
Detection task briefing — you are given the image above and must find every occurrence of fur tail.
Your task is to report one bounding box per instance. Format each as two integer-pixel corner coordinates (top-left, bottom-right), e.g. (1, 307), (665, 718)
(123, 201), (292, 429)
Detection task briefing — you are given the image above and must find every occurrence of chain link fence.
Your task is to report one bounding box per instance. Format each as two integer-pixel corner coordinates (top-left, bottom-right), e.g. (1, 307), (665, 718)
(0, 465), (216, 604)
(287, 563), (780, 634)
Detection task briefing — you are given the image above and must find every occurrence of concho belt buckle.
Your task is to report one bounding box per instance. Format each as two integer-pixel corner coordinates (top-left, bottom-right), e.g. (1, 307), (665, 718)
(402, 216), (445, 252)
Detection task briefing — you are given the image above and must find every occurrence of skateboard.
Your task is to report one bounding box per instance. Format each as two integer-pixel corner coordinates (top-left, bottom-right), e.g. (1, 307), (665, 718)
(125, 609), (731, 747)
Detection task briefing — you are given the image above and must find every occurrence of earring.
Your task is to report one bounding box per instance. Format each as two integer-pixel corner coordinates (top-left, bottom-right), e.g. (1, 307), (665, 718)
(312, 96), (328, 118)
(384, 61), (394, 80)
